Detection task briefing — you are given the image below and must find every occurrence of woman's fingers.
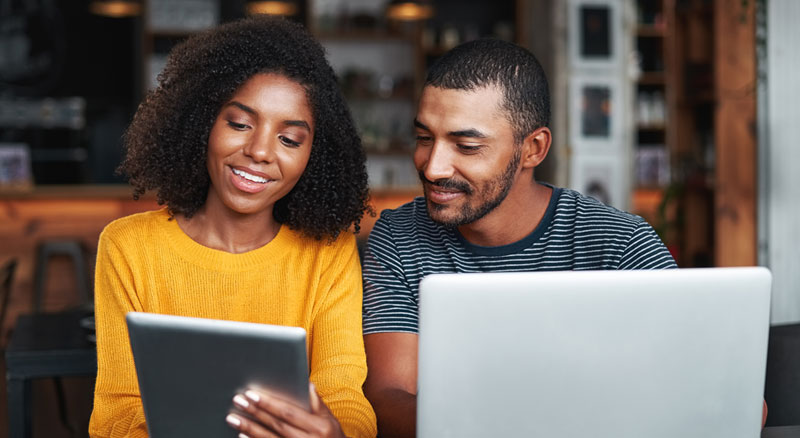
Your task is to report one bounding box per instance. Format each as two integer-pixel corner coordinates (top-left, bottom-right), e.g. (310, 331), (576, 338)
(226, 412), (279, 438)
(245, 389), (309, 430)
(309, 383), (321, 414)
(226, 386), (343, 438)
(228, 389), (313, 437)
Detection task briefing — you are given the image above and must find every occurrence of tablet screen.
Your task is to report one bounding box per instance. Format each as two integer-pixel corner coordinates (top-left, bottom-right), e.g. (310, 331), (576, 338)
(126, 312), (309, 438)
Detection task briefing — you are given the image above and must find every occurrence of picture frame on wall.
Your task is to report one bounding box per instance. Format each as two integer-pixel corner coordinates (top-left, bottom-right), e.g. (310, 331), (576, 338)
(635, 144), (670, 188)
(568, 0), (621, 70)
(570, 153), (625, 209)
(148, 0), (219, 33)
(0, 143), (33, 190)
(570, 76), (623, 152)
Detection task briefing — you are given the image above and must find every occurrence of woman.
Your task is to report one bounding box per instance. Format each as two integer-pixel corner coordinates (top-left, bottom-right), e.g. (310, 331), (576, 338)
(89, 16), (376, 438)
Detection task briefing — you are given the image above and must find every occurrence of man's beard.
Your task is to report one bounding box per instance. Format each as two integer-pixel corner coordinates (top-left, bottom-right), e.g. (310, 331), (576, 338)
(421, 148), (521, 228)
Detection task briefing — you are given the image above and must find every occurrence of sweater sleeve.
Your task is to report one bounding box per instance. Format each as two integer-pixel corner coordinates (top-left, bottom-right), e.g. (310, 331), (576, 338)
(308, 234), (377, 438)
(89, 227), (149, 438)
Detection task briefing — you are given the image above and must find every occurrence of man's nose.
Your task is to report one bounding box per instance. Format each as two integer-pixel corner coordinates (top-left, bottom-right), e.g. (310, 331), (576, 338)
(420, 143), (455, 182)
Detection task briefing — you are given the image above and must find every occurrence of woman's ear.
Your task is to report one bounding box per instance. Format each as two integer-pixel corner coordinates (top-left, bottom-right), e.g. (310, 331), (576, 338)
(520, 127), (552, 169)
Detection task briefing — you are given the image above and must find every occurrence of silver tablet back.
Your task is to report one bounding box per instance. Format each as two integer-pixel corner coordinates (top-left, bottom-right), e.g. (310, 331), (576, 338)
(126, 312), (308, 438)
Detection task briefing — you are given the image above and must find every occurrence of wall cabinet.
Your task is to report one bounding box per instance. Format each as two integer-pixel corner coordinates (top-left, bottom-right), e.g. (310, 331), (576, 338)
(135, 0), (521, 192)
(630, 0), (756, 268)
(307, 0), (520, 191)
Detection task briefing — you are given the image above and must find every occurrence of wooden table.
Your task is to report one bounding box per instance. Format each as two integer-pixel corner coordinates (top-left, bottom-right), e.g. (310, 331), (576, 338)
(763, 426), (800, 438)
(5, 309), (96, 438)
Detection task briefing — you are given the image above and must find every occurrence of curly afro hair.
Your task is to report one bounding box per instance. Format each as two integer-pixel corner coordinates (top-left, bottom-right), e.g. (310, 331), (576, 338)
(120, 16), (372, 241)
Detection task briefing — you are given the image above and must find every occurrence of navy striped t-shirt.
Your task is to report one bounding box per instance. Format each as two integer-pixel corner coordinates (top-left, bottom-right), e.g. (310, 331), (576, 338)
(362, 186), (677, 334)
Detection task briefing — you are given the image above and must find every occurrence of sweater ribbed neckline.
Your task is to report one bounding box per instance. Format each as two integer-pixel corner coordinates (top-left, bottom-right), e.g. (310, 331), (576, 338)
(155, 208), (295, 272)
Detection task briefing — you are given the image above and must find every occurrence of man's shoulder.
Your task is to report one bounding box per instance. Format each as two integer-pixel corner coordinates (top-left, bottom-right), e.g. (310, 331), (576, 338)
(373, 196), (439, 233)
(554, 187), (647, 228)
(366, 196), (457, 260)
(549, 187), (675, 269)
(378, 196), (427, 219)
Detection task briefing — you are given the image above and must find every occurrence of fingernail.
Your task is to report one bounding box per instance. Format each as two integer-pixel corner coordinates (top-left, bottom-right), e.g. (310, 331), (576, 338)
(226, 414), (241, 427)
(233, 394), (249, 409)
(245, 390), (261, 403)
(239, 434), (250, 438)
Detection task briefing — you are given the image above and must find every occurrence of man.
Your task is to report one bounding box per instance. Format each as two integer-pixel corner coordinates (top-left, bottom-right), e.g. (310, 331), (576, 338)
(361, 39), (676, 438)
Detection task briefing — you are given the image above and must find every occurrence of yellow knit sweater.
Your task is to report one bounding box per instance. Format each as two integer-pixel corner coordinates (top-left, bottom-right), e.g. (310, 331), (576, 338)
(88, 208), (377, 438)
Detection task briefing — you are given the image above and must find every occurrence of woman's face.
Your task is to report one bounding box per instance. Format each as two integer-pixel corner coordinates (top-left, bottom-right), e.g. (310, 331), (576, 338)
(205, 73), (314, 217)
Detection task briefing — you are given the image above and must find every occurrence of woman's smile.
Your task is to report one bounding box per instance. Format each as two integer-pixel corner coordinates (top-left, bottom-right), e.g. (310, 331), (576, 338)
(230, 166), (275, 193)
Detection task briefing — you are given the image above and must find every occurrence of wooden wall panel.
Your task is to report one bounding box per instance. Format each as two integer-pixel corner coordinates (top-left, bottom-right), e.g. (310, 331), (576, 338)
(714, 0), (757, 266)
(0, 187), (417, 343)
(0, 188), (159, 343)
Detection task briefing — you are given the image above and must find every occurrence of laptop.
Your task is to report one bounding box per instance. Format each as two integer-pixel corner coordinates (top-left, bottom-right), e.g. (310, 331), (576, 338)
(417, 267), (772, 438)
(126, 312), (310, 438)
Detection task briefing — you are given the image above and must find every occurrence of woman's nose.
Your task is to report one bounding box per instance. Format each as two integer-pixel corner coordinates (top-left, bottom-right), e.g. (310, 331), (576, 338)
(242, 129), (276, 163)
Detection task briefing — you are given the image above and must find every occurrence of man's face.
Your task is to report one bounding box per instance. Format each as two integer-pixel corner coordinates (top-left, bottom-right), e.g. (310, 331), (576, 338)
(414, 85), (521, 227)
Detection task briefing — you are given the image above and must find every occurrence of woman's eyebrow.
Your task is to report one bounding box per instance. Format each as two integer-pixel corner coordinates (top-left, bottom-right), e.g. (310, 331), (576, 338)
(226, 101), (310, 131)
(226, 101), (256, 115)
(284, 120), (311, 131)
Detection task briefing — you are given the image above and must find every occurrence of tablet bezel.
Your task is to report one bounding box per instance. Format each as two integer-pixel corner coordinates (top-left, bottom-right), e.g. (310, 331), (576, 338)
(126, 312), (309, 438)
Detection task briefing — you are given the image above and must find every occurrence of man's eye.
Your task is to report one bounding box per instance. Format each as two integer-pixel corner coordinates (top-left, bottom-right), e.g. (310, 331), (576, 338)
(457, 144), (482, 153)
(416, 135), (433, 143)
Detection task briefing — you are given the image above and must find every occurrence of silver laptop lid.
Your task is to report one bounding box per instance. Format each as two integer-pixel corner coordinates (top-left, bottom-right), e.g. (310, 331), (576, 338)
(417, 267), (771, 438)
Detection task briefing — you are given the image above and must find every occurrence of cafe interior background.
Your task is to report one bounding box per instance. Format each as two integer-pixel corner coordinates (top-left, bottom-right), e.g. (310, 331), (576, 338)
(0, 0), (798, 436)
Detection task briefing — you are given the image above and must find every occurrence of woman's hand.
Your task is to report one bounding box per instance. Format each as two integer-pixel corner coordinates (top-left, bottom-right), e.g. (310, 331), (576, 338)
(226, 383), (346, 438)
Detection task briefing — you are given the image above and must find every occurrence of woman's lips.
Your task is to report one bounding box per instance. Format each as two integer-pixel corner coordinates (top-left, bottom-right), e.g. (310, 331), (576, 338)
(230, 166), (273, 194)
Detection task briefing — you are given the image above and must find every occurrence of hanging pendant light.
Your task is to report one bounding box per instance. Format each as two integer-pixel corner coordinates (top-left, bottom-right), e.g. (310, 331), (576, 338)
(89, 0), (141, 18)
(386, 0), (434, 21)
(246, 0), (298, 17)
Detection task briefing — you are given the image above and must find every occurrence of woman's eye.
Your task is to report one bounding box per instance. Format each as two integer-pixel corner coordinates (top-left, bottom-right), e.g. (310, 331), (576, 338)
(280, 135), (301, 148)
(227, 121), (249, 130)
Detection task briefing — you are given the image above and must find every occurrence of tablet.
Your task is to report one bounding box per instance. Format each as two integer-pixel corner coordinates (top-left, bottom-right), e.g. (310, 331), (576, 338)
(126, 312), (309, 438)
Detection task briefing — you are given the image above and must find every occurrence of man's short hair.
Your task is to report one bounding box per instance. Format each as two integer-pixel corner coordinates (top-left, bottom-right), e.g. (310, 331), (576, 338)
(424, 38), (551, 144)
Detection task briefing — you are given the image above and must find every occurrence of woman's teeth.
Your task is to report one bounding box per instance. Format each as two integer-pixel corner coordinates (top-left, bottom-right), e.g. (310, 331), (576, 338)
(233, 168), (268, 183)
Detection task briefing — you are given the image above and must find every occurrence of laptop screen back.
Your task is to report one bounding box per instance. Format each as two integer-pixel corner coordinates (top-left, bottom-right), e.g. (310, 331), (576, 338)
(417, 268), (771, 438)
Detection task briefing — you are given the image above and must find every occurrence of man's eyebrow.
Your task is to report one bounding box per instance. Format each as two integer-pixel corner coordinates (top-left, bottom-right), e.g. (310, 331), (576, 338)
(414, 119), (488, 139)
(448, 128), (488, 139)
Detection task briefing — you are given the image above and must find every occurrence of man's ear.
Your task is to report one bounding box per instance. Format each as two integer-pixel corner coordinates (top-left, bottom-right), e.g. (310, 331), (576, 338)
(520, 127), (551, 169)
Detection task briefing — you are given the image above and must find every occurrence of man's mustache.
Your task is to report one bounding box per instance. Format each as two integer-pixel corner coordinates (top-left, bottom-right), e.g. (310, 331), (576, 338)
(418, 172), (473, 195)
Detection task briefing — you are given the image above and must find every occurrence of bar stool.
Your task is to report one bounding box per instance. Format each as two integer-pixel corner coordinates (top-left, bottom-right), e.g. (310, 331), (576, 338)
(0, 258), (18, 346)
(33, 239), (91, 313)
(6, 309), (96, 438)
(8, 239), (94, 437)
